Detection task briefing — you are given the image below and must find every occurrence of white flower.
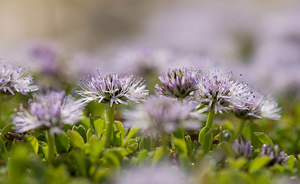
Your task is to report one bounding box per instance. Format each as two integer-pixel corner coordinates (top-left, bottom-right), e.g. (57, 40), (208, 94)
(0, 63), (38, 95)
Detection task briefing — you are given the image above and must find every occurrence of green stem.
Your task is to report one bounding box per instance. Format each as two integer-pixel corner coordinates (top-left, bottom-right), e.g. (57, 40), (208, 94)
(105, 103), (115, 147)
(205, 105), (216, 129)
(46, 129), (55, 164)
(232, 119), (246, 143)
(199, 102), (216, 151)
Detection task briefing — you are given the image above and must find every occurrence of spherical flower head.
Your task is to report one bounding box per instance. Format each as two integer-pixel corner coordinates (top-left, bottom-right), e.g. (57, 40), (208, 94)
(261, 144), (289, 165)
(116, 164), (188, 184)
(155, 68), (199, 99)
(232, 91), (281, 120)
(195, 70), (249, 113)
(124, 96), (201, 137)
(78, 72), (149, 107)
(13, 91), (84, 135)
(0, 63), (38, 95)
(232, 137), (252, 158)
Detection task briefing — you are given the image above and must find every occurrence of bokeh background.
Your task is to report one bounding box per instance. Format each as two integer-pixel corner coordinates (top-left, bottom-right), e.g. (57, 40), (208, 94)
(1, 0), (300, 99)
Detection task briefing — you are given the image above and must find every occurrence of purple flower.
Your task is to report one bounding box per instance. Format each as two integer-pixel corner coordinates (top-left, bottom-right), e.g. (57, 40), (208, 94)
(78, 72), (148, 107)
(28, 43), (60, 75)
(116, 164), (188, 184)
(0, 63), (38, 95)
(155, 68), (199, 99)
(261, 144), (289, 165)
(232, 138), (252, 158)
(13, 91), (83, 135)
(232, 91), (281, 120)
(195, 70), (250, 114)
(124, 96), (201, 137)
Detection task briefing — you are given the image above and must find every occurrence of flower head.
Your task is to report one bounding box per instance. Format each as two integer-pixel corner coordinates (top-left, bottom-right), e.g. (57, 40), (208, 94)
(155, 68), (199, 99)
(124, 96), (201, 137)
(232, 138), (252, 158)
(0, 63), (38, 95)
(232, 91), (281, 120)
(13, 91), (83, 135)
(195, 70), (250, 113)
(116, 164), (188, 184)
(261, 144), (289, 165)
(78, 72), (148, 106)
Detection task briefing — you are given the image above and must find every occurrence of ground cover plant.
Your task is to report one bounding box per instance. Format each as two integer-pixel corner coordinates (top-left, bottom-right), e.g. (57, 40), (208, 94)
(0, 58), (300, 184)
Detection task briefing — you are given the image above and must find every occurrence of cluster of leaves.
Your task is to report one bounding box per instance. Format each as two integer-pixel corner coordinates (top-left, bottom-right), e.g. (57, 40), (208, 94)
(0, 94), (300, 184)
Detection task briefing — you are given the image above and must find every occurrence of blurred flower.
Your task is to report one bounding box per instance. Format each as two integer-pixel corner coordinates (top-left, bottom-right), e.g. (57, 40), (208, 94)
(261, 144), (289, 165)
(124, 96), (201, 137)
(27, 42), (61, 76)
(232, 91), (281, 120)
(113, 47), (170, 76)
(194, 70), (250, 113)
(116, 164), (188, 184)
(13, 91), (83, 134)
(0, 63), (38, 95)
(232, 138), (252, 158)
(78, 72), (148, 107)
(155, 68), (199, 99)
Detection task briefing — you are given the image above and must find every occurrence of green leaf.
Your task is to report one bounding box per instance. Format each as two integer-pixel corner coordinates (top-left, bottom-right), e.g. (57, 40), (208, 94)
(285, 156), (296, 170)
(68, 130), (84, 149)
(249, 156), (271, 173)
(126, 139), (139, 153)
(26, 135), (39, 154)
(123, 127), (139, 146)
(73, 125), (87, 142)
(228, 158), (247, 170)
(87, 135), (105, 162)
(94, 118), (105, 137)
(254, 132), (273, 146)
(152, 147), (165, 165)
(113, 121), (125, 146)
(55, 133), (70, 152)
(174, 138), (187, 156)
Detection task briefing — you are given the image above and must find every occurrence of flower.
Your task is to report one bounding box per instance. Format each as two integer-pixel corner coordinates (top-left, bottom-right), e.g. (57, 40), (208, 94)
(77, 72), (148, 106)
(261, 144), (289, 165)
(155, 68), (199, 99)
(0, 63), (38, 95)
(13, 91), (83, 134)
(195, 69), (250, 113)
(232, 138), (252, 158)
(116, 164), (188, 184)
(124, 96), (201, 137)
(232, 91), (281, 120)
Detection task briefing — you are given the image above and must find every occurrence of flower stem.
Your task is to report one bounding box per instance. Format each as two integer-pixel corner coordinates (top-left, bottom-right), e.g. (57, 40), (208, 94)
(105, 103), (115, 147)
(232, 119), (246, 143)
(199, 102), (216, 152)
(46, 129), (55, 164)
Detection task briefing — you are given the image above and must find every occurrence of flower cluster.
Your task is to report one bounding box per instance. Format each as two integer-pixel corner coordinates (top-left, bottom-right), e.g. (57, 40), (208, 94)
(232, 92), (281, 120)
(77, 72), (148, 106)
(13, 91), (83, 134)
(0, 63), (38, 95)
(261, 144), (289, 165)
(232, 138), (252, 158)
(194, 70), (250, 113)
(116, 164), (188, 184)
(155, 68), (199, 99)
(124, 96), (200, 137)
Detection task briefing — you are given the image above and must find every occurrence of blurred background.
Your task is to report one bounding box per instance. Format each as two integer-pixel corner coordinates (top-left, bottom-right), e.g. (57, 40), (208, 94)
(1, 0), (300, 98)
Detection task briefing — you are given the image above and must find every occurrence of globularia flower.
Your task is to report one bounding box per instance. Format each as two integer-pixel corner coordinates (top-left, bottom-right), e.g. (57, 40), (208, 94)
(77, 72), (148, 106)
(0, 63), (38, 95)
(116, 164), (188, 184)
(232, 91), (281, 120)
(195, 70), (250, 113)
(155, 68), (199, 99)
(261, 144), (289, 165)
(13, 91), (83, 134)
(124, 96), (201, 137)
(232, 138), (252, 158)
